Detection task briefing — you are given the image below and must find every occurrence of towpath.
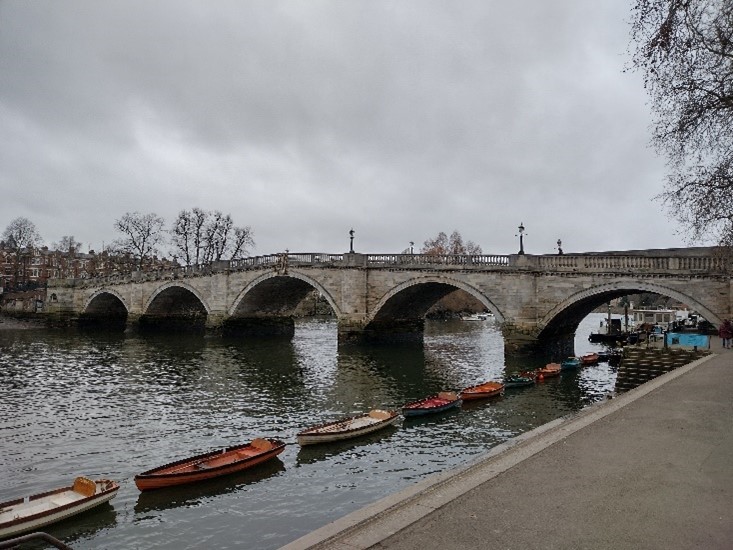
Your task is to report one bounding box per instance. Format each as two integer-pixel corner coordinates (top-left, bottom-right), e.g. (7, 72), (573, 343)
(283, 350), (733, 549)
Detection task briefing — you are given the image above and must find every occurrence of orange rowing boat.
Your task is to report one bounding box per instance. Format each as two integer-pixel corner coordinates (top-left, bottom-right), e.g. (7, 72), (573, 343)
(459, 381), (504, 401)
(134, 438), (285, 491)
(536, 363), (561, 379)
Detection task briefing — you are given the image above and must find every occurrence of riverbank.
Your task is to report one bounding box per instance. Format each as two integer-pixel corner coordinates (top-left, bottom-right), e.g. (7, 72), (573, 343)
(284, 351), (733, 549)
(0, 313), (46, 330)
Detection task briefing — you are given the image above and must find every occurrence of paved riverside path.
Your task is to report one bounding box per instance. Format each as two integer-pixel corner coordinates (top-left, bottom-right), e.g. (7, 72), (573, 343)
(282, 352), (733, 550)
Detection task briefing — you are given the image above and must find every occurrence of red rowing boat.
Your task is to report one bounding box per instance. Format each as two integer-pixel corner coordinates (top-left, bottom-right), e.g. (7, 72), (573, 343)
(134, 438), (286, 491)
(459, 381), (504, 401)
(536, 363), (561, 379)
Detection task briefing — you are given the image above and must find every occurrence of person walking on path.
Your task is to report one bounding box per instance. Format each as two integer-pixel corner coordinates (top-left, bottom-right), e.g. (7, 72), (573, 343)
(718, 319), (733, 349)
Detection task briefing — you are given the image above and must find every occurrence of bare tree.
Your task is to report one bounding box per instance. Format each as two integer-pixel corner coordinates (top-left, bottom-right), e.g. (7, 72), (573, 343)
(52, 235), (82, 252)
(229, 225), (255, 260)
(2, 217), (43, 288)
(421, 230), (482, 255)
(171, 208), (208, 266)
(628, 0), (733, 244)
(113, 212), (165, 270)
(202, 211), (233, 263)
(171, 208), (254, 265)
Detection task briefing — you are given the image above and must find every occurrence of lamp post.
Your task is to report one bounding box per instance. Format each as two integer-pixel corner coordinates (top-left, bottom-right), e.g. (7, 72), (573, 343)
(516, 222), (526, 255)
(557, 238), (563, 255)
(349, 228), (355, 253)
(409, 241), (414, 254)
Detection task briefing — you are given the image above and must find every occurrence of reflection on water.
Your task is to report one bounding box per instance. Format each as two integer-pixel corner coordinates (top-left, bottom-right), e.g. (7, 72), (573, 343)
(134, 459), (286, 514)
(0, 314), (615, 549)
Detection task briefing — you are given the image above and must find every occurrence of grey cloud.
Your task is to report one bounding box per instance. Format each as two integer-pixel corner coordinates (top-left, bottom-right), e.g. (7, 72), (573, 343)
(0, 0), (687, 257)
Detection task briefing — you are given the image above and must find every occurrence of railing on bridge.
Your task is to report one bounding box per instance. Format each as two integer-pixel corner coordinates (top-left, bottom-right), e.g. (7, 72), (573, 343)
(536, 254), (727, 272)
(366, 254), (510, 266)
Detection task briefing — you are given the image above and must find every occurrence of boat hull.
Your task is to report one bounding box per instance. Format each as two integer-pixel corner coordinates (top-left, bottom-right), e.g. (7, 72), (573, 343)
(297, 411), (400, 445)
(561, 358), (581, 370)
(134, 438), (286, 491)
(0, 479), (119, 540)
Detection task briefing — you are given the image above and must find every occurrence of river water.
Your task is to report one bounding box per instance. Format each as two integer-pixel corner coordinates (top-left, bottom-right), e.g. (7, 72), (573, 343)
(1, 313), (616, 549)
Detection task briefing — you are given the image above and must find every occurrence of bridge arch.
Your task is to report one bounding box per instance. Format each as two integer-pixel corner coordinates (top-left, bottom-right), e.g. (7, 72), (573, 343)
(535, 280), (722, 356)
(348, 275), (505, 343)
(144, 282), (211, 315)
(225, 270), (341, 337)
(229, 270), (342, 318)
(540, 281), (720, 332)
(140, 282), (210, 333)
(370, 275), (504, 323)
(78, 288), (129, 331)
(83, 288), (129, 314)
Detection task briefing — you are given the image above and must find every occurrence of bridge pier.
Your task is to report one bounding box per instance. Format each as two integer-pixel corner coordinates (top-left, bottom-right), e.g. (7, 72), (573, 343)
(137, 312), (208, 333)
(501, 322), (546, 355)
(222, 316), (295, 338)
(338, 318), (425, 344)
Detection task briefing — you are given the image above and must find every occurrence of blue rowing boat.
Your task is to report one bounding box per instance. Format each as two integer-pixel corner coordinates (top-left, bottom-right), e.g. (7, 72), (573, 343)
(402, 392), (462, 417)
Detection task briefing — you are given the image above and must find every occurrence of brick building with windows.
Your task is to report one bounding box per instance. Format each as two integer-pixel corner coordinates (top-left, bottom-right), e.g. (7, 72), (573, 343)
(0, 242), (176, 312)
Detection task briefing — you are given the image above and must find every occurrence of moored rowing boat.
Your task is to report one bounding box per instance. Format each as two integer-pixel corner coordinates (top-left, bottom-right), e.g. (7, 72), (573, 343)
(561, 357), (581, 370)
(459, 381), (504, 401)
(134, 438), (286, 491)
(0, 477), (119, 540)
(296, 409), (400, 445)
(536, 363), (561, 379)
(504, 373), (535, 388)
(402, 392), (462, 416)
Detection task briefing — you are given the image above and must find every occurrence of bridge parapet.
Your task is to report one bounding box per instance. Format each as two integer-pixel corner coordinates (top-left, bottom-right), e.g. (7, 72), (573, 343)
(535, 254), (728, 273)
(48, 250), (730, 290)
(365, 254), (510, 267)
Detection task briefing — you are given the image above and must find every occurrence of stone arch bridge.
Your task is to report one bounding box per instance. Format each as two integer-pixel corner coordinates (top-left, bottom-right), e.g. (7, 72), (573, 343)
(46, 248), (732, 352)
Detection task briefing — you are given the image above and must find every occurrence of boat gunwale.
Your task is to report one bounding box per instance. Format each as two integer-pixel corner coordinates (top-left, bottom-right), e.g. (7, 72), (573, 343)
(0, 480), (119, 533)
(134, 438), (286, 481)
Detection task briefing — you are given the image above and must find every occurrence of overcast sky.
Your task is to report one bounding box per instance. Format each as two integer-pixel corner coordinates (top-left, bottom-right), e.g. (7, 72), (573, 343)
(0, 0), (697, 257)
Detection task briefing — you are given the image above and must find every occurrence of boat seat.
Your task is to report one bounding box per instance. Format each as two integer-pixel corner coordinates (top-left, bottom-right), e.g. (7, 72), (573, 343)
(437, 391), (457, 401)
(72, 477), (96, 497)
(250, 438), (273, 451)
(368, 409), (391, 420)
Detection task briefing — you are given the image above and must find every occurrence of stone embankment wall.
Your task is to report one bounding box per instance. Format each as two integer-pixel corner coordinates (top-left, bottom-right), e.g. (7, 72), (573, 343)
(614, 347), (709, 392)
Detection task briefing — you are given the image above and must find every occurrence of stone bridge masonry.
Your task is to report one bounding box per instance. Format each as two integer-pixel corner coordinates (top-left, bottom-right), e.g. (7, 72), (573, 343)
(45, 247), (732, 353)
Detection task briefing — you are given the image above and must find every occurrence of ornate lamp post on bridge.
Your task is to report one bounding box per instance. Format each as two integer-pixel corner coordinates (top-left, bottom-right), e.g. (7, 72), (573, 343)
(557, 238), (563, 255)
(516, 222), (526, 255)
(349, 228), (355, 253)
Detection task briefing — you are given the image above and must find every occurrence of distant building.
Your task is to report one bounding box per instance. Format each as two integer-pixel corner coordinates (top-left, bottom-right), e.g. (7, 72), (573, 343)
(0, 242), (177, 311)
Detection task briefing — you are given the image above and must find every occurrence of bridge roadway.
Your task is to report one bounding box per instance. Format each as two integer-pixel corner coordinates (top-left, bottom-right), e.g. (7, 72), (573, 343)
(282, 350), (733, 549)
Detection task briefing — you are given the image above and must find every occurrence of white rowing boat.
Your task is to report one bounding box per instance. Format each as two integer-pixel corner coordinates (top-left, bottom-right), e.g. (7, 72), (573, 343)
(0, 477), (119, 540)
(297, 409), (400, 446)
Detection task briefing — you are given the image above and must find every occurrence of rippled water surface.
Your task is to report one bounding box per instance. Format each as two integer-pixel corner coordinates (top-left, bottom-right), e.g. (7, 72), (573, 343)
(0, 314), (615, 549)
